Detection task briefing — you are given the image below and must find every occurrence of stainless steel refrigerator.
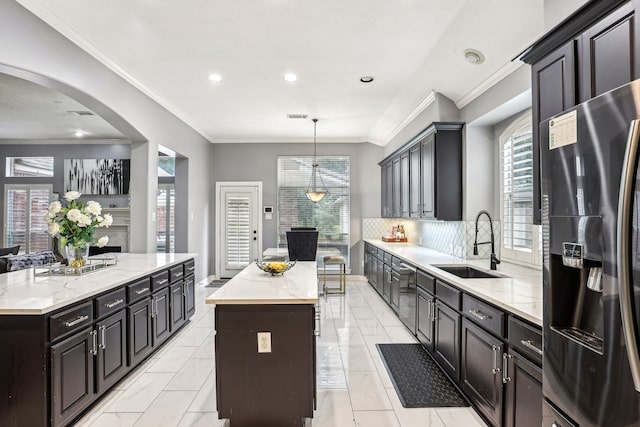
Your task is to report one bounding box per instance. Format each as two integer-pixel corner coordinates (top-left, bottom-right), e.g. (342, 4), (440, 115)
(540, 79), (640, 426)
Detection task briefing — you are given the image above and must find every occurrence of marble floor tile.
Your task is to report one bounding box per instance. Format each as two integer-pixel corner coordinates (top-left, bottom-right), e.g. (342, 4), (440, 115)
(170, 326), (211, 347)
(336, 326), (366, 346)
(340, 345), (377, 371)
(435, 407), (487, 427)
(87, 412), (142, 427)
(346, 371), (393, 411)
(104, 373), (175, 413)
(187, 370), (217, 412)
(356, 317), (388, 336)
(177, 412), (226, 427)
(317, 366), (347, 389)
(313, 389), (356, 427)
(133, 390), (197, 427)
(164, 358), (214, 391)
(190, 335), (215, 359)
(385, 325), (419, 343)
(385, 388), (446, 427)
(353, 410), (401, 427)
(145, 346), (197, 373)
(351, 305), (377, 320)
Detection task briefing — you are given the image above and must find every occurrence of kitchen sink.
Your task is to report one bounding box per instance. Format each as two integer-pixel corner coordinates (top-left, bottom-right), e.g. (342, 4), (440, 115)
(434, 265), (508, 279)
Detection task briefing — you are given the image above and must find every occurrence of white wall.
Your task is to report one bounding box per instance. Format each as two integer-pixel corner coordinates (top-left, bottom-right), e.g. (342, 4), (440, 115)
(0, 1), (211, 281)
(543, 0), (590, 30)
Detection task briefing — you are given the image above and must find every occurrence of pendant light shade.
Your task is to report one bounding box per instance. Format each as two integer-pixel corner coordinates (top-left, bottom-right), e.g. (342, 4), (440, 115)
(305, 118), (327, 203)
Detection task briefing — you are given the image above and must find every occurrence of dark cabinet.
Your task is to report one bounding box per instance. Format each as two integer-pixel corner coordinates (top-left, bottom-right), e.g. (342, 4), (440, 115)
(392, 156), (401, 217)
(185, 276), (196, 319)
(170, 282), (186, 331)
(381, 161), (393, 217)
(390, 268), (400, 314)
(51, 327), (95, 427)
(417, 285), (435, 351)
(400, 150), (410, 217)
(152, 287), (171, 346)
(128, 298), (153, 366)
(95, 310), (127, 394)
(382, 263), (392, 304)
(461, 318), (505, 427)
(433, 300), (461, 382)
(409, 143), (421, 217)
(504, 350), (542, 427)
(420, 134), (435, 218)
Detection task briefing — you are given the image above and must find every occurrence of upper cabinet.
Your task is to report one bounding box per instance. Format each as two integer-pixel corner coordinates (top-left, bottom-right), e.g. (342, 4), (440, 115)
(379, 122), (463, 221)
(522, 0), (640, 224)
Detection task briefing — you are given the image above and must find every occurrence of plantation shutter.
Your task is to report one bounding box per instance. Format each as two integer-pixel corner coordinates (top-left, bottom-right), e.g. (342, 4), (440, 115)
(502, 127), (533, 251)
(5, 184), (52, 253)
(276, 156), (350, 265)
(225, 194), (251, 269)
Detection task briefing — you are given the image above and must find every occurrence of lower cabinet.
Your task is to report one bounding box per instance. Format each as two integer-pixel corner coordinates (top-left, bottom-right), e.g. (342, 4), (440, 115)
(504, 350), (542, 427)
(390, 270), (400, 313)
(170, 282), (186, 331)
(417, 286), (435, 350)
(95, 310), (128, 394)
(433, 300), (461, 382)
(382, 264), (392, 304)
(128, 298), (153, 366)
(461, 318), (505, 427)
(152, 287), (171, 346)
(185, 276), (196, 319)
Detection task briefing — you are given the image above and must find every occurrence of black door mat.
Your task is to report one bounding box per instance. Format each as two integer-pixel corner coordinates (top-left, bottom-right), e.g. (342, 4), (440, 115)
(205, 279), (229, 288)
(376, 343), (469, 408)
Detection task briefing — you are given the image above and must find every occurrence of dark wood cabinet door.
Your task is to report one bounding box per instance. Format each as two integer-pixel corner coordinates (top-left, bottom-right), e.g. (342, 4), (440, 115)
(128, 298), (153, 366)
(170, 282), (186, 332)
(504, 351), (542, 427)
(152, 288), (171, 346)
(420, 134), (435, 218)
(409, 143), (422, 217)
(51, 327), (95, 427)
(392, 157), (401, 217)
(96, 310), (127, 394)
(580, 3), (639, 102)
(434, 300), (460, 382)
(390, 272), (400, 313)
(376, 258), (384, 295)
(185, 277), (196, 319)
(400, 151), (410, 217)
(381, 162), (387, 217)
(531, 41), (576, 225)
(382, 264), (392, 303)
(417, 287), (434, 352)
(461, 318), (504, 427)
(385, 162), (393, 217)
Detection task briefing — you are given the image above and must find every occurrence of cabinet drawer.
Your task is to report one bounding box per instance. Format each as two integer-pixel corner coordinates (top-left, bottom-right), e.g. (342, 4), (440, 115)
(462, 293), (504, 337)
(49, 301), (93, 342)
(416, 269), (435, 294)
(391, 256), (401, 270)
(435, 280), (461, 310)
(150, 270), (170, 291)
(184, 259), (195, 277)
(128, 277), (151, 303)
(383, 252), (392, 265)
(95, 287), (127, 319)
(508, 316), (543, 365)
(169, 264), (185, 283)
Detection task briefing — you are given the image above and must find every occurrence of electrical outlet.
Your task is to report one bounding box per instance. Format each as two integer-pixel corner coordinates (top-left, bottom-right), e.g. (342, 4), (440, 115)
(257, 332), (271, 353)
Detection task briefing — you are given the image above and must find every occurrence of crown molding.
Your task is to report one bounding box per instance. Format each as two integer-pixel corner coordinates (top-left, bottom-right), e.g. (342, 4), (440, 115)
(209, 137), (373, 144)
(16, 0), (215, 143)
(378, 91), (437, 146)
(455, 61), (524, 109)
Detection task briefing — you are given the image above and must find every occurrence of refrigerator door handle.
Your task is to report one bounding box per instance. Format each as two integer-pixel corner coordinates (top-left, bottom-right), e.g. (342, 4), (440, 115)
(617, 119), (640, 393)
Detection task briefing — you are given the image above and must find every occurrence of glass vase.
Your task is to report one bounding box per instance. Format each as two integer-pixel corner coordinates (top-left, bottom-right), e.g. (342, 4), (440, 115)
(66, 244), (89, 268)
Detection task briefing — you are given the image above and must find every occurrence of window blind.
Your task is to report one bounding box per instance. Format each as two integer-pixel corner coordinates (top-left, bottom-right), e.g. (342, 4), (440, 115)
(502, 128), (533, 251)
(277, 156), (350, 265)
(6, 184), (51, 253)
(156, 184), (175, 253)
(6, 157), (54, 177)
(225, 194), (251, 269)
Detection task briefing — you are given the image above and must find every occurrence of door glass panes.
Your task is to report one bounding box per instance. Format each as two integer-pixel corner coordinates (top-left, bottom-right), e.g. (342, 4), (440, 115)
(156, 184), (175, 253)
(5, 184), (52, 253)
(225, 194), (251, 269)
(6, 157), (54, 177)
(277, 156), (350, 266)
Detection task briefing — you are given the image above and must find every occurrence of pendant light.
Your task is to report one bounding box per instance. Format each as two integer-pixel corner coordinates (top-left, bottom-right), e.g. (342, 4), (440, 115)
(305, 118), (327, 203)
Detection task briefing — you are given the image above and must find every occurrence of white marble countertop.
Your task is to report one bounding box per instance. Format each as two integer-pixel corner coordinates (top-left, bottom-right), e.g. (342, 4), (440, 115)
(365, 239), (543, 326)
(205, 261), (319, 305)
(0, 253), (197, 315)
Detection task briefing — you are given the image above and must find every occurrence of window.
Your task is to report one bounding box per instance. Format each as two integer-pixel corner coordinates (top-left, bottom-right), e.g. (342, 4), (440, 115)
(500, 112), (541, 267)
(4, 184), (52, 253)
(156, 183), (175, 253)
(6, 157), (54, 177)
(277, 156), (350, 266)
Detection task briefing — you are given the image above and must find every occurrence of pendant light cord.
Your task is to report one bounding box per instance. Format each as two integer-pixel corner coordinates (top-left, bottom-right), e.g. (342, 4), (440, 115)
(312, 118), (318, 165)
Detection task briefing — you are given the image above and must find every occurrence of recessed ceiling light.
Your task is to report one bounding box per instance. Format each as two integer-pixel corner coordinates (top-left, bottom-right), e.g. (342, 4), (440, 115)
(208, 74), (223, 82)
(464, 49), (485, 65)
(284, 73), (297, 82)
(74, 130), (85, 137)
(68, 110), (94, 116)
(360, 76), (374, 83)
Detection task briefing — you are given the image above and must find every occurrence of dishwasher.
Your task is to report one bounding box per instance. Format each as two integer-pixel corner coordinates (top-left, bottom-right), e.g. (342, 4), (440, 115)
(397, 263), (417, 334)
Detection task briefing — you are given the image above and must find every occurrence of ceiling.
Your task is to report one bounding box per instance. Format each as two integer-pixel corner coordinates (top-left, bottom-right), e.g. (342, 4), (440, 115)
(11, 0), (546, 145)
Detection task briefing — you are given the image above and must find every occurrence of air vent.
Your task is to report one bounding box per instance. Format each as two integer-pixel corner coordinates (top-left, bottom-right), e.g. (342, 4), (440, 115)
(287, 114), (309, 119)
(68, 110), (94, 116)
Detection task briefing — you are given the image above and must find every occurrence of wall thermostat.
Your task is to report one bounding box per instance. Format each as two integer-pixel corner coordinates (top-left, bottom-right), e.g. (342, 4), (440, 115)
(264, 206), (273, 213)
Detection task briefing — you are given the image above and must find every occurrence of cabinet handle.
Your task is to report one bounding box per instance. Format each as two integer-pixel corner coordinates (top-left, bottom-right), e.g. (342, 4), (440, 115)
(155, 298), (159, 317)
(468, 309), (491, 321)
(150, 299), (156, 318)
(314, 305), (321, 337)
(99, 325), (106, 350)
(157, 279), (168, 285)
(491, 345), (501, 374)
(106, 299), (124, 309)
(520, 339), (543, 355)
(64, 315), (89, 328)
(502, 353), (513, 383)
(430, 300), (437, 321)
(174, 272), (183, 278)
(90, 330), (98, 356)
(188, 266), (195, 272)
(135, 287), (149, 295)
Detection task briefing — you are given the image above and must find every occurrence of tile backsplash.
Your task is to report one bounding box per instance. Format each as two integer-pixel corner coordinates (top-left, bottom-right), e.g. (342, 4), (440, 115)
(362, 218), (501, 260)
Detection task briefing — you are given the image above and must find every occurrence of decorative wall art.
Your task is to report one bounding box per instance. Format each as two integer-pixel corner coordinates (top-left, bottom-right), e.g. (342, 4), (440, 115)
(64, 159), (130, 195)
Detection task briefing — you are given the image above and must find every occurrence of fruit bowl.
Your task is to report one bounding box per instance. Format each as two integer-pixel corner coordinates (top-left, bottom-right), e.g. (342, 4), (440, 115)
(255, 260), (296, 275)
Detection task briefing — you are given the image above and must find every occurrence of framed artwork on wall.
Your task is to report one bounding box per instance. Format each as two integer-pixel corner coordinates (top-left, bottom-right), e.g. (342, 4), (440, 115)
(64, 159), (130, 194)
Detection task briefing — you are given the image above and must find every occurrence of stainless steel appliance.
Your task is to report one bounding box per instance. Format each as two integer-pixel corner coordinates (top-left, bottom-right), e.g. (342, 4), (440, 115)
(540, 79), (640, 426)
(397, 263), (417, 333)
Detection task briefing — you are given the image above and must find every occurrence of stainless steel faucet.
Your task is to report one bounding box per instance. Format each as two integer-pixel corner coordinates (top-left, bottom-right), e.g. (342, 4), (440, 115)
(473, 210), (500, 270)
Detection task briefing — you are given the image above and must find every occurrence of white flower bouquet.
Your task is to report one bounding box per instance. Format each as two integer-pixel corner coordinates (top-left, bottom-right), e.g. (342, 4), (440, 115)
(45, 191), (113, 267)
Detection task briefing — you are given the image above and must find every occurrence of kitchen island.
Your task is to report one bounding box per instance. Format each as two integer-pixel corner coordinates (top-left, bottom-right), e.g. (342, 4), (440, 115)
(0, 253), (197, 427)
(206, 261), (319, 427)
